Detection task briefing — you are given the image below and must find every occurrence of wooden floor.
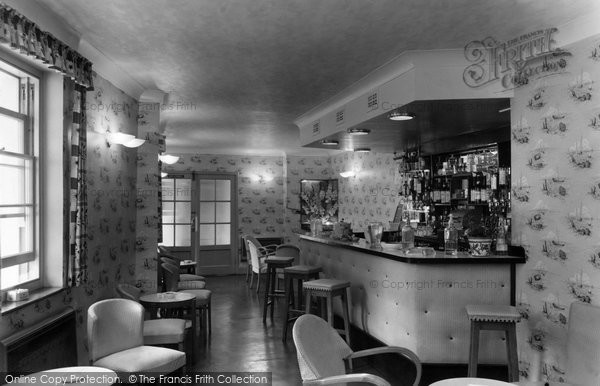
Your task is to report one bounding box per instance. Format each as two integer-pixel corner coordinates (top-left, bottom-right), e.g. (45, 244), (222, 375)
(192, 275), (507, 386)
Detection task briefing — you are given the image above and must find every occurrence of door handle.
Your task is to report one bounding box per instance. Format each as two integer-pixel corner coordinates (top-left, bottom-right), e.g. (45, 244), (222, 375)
(191, 212), (197, 232)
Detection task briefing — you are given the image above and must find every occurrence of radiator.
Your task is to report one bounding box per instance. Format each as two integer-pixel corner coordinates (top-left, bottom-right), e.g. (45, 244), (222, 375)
(0, 307), (77, 372)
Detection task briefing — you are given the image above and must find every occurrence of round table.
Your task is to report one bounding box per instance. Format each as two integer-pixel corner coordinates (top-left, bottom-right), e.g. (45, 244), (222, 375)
(139, 291), (196, 306)
(4, 366), (118, 386)
(429, 378), (516, 386)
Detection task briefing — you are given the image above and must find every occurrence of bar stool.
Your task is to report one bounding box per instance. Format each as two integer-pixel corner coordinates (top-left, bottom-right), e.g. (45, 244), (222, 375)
(262, 256), (295, 322)
(281, 265), (322, 342)
(303, 278), (351, 345)
(466, 304), (521, 382)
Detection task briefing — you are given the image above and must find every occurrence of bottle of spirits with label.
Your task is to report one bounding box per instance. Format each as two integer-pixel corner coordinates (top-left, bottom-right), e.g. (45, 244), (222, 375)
(444, 214), (458, 256)
(401, 212), (415, 249)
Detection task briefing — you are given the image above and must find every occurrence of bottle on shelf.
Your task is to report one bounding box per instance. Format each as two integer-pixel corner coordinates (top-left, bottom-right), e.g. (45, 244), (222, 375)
(444, 214), (458, 256)
(401, 212), (415, 249)
(495, 215), (508, 255)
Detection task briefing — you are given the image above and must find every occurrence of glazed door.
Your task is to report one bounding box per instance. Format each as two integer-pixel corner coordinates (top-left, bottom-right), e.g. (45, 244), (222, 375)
(161, 175), (193, 260)
(192, 173), (237, 275)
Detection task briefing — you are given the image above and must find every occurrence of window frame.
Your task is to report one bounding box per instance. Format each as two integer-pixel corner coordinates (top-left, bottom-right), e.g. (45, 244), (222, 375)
(0, 52), (42, 293)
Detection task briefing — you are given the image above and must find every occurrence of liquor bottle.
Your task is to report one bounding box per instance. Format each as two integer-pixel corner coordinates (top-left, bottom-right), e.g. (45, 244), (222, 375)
(495, 216), (508, 255)
(444, 214), (458, 256)
(401, 212), (415, 249)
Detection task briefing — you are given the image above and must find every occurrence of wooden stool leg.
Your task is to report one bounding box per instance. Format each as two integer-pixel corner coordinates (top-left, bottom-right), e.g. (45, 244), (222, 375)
(320, 297), (327, 319)
(262, 266), (271, 322)
(208, 303), (212, 337)
(341, 289), (351, 346)
(282, 274), (292, 342)
(468, 321), (481, 378)
(270, 268), (276, 320)
(506, 323), (519, 382)
(305, 291), (312, 314)
(326, 294), (334, 327)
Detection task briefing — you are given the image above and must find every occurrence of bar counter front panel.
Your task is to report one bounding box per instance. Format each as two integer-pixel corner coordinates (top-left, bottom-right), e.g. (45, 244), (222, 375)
(299, 235), (525, 364)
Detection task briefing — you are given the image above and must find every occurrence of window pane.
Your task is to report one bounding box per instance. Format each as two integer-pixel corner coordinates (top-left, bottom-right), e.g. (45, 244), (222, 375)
(1, 260), (39, 290)
(216, 224), (230, 245)
(0, 155), (32, 205)
(0, 207), (33, 258)
(0, 114), (25, 153)
(216, 202), (230, 223)
(162, 201), (174, 223)
(200, 179), (215, 201)
(162, 225), (174, 246)
(162, 179), (174, 200)
(199, 202), (215, 223)
(215, 179), (231, 201)
(199, 224), (215, 246)
(174, 225), (191, 246)
(175, 202), (191, 223)
(0, 70), (19, 111)
(175, 179), (191, 200)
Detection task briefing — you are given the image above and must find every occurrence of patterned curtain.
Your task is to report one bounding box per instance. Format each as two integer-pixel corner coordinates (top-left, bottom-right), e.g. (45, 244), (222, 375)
(0, 3), (93, 89)
(64, 80), (89, 286)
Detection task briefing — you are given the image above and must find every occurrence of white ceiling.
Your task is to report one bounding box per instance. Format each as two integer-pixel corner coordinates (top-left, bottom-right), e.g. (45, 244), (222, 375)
(35, 0), (596, 155)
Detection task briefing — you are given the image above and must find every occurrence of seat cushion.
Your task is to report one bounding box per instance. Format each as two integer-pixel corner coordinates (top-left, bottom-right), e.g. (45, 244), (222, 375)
(93, 345), (185, 374)
(143, 318), (186, 345)
(177, 280), (206, 290)
(180, 273), (205, 281)
(180, 289), (212, 305)
(466, 304), (521, 322)
(265, 256), (295, 266)
(284, 265), (322, 275)
(303, 278), (350, 292)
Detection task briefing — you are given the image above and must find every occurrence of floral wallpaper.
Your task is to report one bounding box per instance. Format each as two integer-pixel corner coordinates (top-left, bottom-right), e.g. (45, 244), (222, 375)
(331, 152), (400, 232)
(0, 73), (139, 365)
(511, 34), (600, 383)
(135, 104), (163, 292)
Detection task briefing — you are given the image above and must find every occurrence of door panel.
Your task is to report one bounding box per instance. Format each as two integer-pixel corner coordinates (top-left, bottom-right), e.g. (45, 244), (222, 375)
(160, 174), (193, 262)
(192, 173), (237, 275)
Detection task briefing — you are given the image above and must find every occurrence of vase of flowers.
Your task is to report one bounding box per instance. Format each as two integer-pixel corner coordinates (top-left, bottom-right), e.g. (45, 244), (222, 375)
(301, 179), (338, 231)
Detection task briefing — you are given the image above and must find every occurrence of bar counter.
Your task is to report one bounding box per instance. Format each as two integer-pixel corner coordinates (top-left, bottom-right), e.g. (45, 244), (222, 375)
(298, 234), (526, 365)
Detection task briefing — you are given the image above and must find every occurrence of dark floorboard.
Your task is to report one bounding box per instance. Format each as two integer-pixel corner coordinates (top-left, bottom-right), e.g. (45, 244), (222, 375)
(192, 275), (509, 386)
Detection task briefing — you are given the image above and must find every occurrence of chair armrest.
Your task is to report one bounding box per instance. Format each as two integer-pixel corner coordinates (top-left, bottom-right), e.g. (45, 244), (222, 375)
(257, 246), (277, 256)
(302, 373), (390, 386)
(346, 346), (422, 386)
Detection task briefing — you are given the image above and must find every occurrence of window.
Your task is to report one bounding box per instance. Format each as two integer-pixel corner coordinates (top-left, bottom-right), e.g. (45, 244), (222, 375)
(161, 177), (192, 247)
(0, 59), (39, 290)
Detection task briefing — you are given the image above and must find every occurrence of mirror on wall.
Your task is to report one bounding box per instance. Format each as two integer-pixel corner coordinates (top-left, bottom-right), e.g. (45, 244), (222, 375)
(300, 179), (339, 230)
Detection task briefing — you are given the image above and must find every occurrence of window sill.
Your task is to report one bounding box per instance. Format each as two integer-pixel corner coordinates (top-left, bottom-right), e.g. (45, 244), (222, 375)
(1, 287), (65, 315)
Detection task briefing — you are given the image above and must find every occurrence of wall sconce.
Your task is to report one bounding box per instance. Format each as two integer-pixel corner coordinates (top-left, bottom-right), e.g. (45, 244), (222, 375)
(339, 170), (356, 178)
(250, 174), (273, 183)
(106, 131), (145, 148)
(158, 154), (180, 165)
(161, 172), (168, 178)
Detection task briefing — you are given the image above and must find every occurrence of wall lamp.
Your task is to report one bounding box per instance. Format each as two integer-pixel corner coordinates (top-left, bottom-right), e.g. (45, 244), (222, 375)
(106, 131), (146, 148)
(158, 154), (180, 165)
(250, 174), (273, 183)
(339, 170), (356, 178)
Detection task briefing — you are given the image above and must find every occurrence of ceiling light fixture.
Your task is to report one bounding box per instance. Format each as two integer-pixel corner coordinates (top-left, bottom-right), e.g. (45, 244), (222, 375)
(161, 172), (168, 178)
(354, 147), (371, 153)
(321, 139), (339, 146)
(498, 107), (511, 113)
(388, 111), (415, 121)
(347, 128), (370, 135)
(158, 154), (180, 165)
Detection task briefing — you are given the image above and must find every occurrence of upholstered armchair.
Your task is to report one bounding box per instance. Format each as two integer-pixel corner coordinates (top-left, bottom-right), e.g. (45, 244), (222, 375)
(115, 283), (192, 352)
(87, 298), (186, 375)
(293, 314), (421, 386)
(514, 302), (600, 386)
(159, 256), (206, 290)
